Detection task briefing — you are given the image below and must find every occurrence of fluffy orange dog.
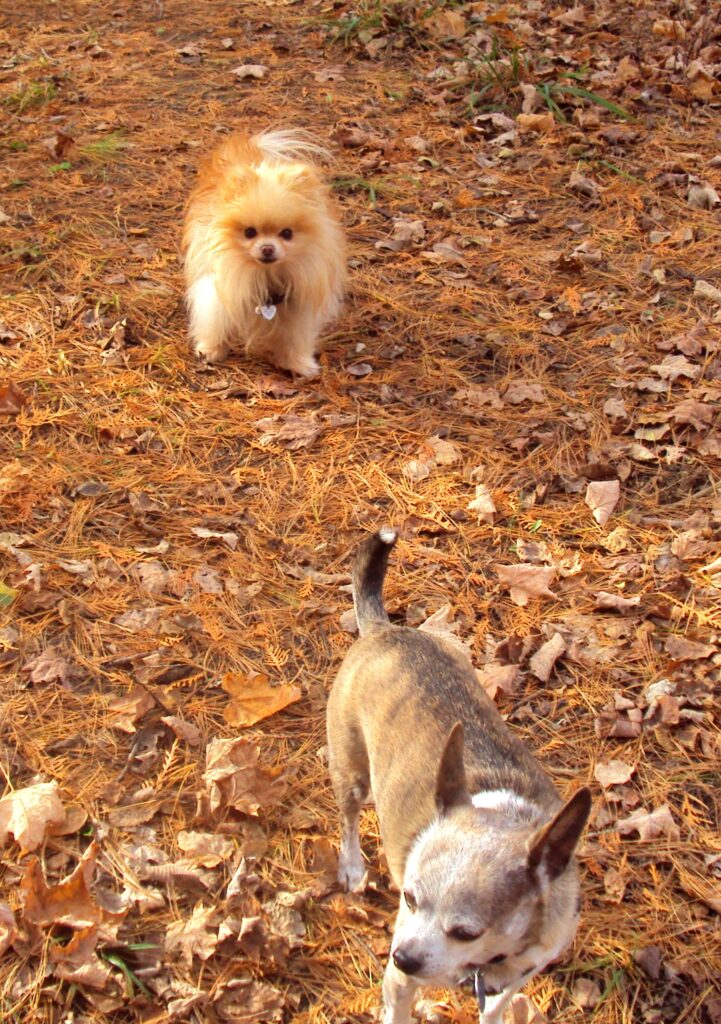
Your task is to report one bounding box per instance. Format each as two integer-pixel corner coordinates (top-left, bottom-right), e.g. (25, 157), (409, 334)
(182, 130), (346, 377)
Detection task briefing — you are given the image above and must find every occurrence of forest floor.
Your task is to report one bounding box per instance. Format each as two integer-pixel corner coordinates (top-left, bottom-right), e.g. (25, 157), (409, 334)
(1, 1), (720, 1023)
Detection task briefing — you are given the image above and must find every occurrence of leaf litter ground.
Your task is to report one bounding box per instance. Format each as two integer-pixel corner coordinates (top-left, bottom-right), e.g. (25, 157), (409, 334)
(1, 2), (720, 1023)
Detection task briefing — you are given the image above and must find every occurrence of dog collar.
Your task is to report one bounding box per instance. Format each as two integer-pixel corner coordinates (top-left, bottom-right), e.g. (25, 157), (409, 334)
(254, 292), (286, 321)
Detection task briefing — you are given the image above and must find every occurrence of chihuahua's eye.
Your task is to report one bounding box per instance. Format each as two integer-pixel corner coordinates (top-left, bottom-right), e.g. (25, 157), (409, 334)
(448, 926), (482, 942)
(244, 227), (257, 239)
(488, 954), (507, 964)
(403, 890), (417, 912)
(279, 228), (293, 240)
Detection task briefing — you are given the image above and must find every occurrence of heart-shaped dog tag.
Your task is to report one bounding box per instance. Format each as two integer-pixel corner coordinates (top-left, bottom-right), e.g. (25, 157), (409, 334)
(255, 304), (277, 321)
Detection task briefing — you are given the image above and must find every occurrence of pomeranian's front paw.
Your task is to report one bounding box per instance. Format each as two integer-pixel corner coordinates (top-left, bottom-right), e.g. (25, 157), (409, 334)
(284, 354), (320, 379)
(194, 338), (229, 364)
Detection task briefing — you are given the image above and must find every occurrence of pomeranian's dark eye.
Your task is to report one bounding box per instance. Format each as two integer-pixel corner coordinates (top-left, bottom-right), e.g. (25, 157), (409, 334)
(244, 227), (257, 239)
(488, 954), (507, 964)
(403, 890), (417, 912)
(279, 228), (293, 240)
(448, 926), (482, 942)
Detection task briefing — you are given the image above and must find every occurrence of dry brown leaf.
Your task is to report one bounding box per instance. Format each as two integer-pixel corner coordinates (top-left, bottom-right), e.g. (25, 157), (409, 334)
(494, 564), (557, 606)
(257, 414), (322, 450)
(426, 8), (466, 38)
(687, 180), (720, 209)
(177, 830), (235, 867)
(594, 590), (640, 612)
(616, 803), (680, 841)
(108, 684), (155, 732)
(603, 866), (627, 903)
(23, 647), (72, 686)
(426, 435), (461, 466)
(572, 978), (601, 1009)
(50, 924), (118, 991)
(214, 979), (285, 1023)
(21, 842), (125, 940)
(467, 483), (496, 524)
(402, 457), (433, 483)
(221, 671), (302, 727)
(594, 759), (635, 788)
(203, 737), (285, 815)
(264, 890), (307, 948)
(0, 781), (67, 853)
(418, 605), (472, 658)
(0, 381), (27, 415)
(529, 633), (566, 682)
(671, 399), (714, 431)
(603, 397), (627, 420)
(475, 662), (521, 700)
(509, 993), (547, 1024)
(160, 715), (202, 746)
(453, 385), (503, 413)
(165, 902), (218, 966)
(503, 380), (546, 405)
(231, 64), (268, 80)
(585, 479), (620, 527)
(651, 354), (700, 381)
(0, 901), (18, 956)
(665, 635), (715, 661)
(517, 112), (555, 133)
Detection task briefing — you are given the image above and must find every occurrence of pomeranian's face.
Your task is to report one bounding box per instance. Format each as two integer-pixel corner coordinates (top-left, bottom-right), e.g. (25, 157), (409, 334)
(217, 165), (326, 272)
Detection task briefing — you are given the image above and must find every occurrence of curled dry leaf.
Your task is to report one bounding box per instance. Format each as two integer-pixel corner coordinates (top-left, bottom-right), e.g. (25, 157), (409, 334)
(529, 632), (566, 682)
(165, 902), (218, 967)
(594, 590), (640, 612)
(453, 385), (503, 413)
(214, 979), (285, 1023)
(467, 483), (496, 525)
(651, 354), (700, 381)
(671, 399), (714, 432)
(426, 434), (461, 466)
(161, 715), (202, 746)
(509, 993), (547, 1024)
(203, 737), (285, 815)
(0, 781), (66, 853)
(572, 978), (602, 1009)
(177, 830), (235, 867)
(594, 759), (635, 788)
(51, 924), (118, 991)
(517, 112), (555, 133)
(616, 803), (680, 841)
(221, 671), (302, 728)
(494, 564), (557, 606)
(264, 890), (307, 948)
(231, 64), (268, 80)
(585, 479), (620, 527)
(503, 380), (546, 405)
(191, 526), (239, 550)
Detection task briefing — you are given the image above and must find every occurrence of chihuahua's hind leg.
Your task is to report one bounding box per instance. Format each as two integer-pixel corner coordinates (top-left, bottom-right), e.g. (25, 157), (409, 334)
(328, 729), (369, 892)
(337, 781), (367, 891)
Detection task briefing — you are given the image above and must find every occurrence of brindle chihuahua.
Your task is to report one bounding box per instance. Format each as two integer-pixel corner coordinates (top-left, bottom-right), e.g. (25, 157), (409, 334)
(327, 529), (591, 1024)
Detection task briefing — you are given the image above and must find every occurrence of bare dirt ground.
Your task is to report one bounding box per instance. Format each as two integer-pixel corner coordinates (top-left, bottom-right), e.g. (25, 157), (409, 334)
(1, 1), (720, 1022)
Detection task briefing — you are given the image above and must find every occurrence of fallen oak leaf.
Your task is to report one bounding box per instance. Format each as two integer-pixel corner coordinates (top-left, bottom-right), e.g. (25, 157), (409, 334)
(616, 803), (680, 841)
(494, 564), (557, 606)
(467, 483), (496, 525)
(108, 684), (155, 733)
(0, 781), (67, 853)
(585, 479), (620, 527)
(594, 759), (635, 788)
(203, 737), (285, 815)
(165, 902), (218, 967)
(161, 715), (202, 746)
(475, 662), (521, 700)
(650, 354), (700, 381)
(256, 414), (322, 450)
(418, 605), (472, 658)
(22, 647), (73, 687)
(50, 924), (119, 991)
(670, 399), (714, 432)
(665, 635), (715, 661)
(221, 671), (302, 728)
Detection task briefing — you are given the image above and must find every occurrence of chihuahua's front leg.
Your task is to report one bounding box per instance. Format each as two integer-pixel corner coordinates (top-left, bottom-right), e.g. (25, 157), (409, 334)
(381, 959), (418, 1024)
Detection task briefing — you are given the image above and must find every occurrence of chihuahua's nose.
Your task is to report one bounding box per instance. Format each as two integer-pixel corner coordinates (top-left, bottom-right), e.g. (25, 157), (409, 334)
(392, 948), (423, 976)
(260, 244), (276, 261)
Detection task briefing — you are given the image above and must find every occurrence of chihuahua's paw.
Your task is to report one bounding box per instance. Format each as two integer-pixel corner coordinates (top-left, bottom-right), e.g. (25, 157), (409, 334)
(338, 849), (367, 892)
(194, 338), (229, 364)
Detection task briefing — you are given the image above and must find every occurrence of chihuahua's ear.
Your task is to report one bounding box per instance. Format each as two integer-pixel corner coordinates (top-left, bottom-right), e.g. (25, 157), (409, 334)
(435, 722), (471, 814)
(527, 787), (592, 881)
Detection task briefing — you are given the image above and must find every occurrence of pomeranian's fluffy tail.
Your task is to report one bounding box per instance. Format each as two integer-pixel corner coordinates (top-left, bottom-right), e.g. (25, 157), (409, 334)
(352, 528), (397, 637)
(253, 129), (332, 165)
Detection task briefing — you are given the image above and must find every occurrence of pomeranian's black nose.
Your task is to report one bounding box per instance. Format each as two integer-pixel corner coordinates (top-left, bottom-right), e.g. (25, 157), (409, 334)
(392, 948), (422, 976)
(260, 244), (276, 261)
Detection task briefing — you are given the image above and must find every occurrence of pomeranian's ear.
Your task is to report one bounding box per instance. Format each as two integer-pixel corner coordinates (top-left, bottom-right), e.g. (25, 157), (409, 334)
(283, 162), (321, 192)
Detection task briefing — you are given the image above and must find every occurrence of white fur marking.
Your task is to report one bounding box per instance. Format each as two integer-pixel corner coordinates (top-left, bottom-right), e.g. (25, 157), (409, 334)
(472, 789), (533, 814)
(379, 526), (397, 544)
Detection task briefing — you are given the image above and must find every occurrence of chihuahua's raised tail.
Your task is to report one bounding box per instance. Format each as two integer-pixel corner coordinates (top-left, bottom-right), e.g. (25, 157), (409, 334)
(352, 527), (397, 637)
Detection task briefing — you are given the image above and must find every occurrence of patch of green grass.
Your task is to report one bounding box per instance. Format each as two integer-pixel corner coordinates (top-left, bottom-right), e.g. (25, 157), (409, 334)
(5, 80), (56, 113)
(49, 161), (72, 175)
(466, 39), (528, 114)
(331, 175), (379, 207)
(79, 131), (127, 162)
(319, 0), (462, 49)
(539, 75), (633, 122)
(8, 140), (28, 152)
